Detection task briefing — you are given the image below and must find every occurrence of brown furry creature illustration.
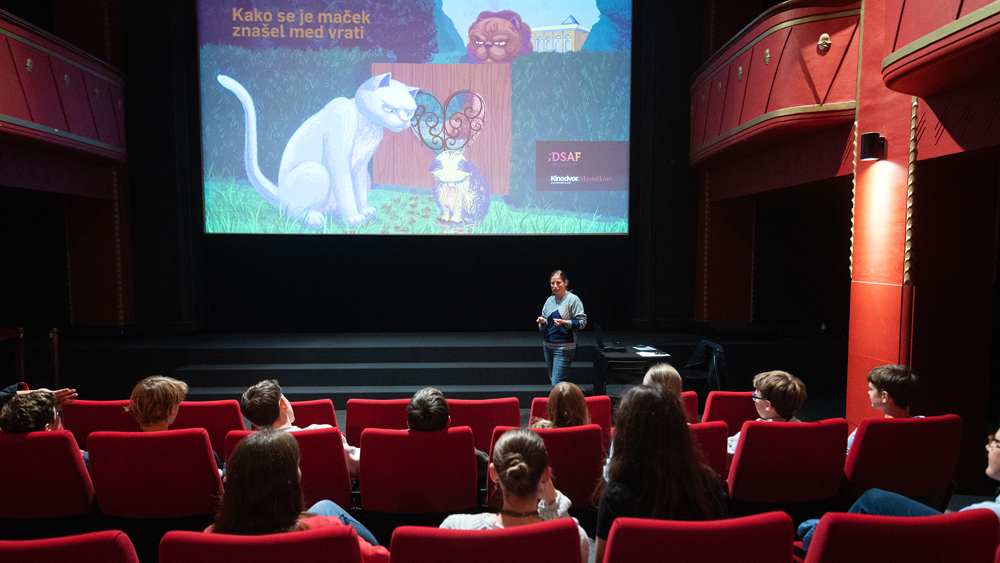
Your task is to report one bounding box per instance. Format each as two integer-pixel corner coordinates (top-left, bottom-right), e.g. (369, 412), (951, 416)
(467, 10), (533, 64)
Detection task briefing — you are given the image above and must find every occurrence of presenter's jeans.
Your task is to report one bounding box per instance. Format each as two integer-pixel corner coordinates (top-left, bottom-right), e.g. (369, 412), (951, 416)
(543, 345), (576, 387)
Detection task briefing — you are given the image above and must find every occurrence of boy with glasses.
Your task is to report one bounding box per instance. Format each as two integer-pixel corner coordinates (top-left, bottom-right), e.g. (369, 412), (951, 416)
(727, 370), (808, 454)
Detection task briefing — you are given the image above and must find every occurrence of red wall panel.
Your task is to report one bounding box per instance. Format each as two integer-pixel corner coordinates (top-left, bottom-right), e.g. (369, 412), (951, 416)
(895, 0), (961, 49)
(49, 58), (99, 139)
(0, 36), (31, 122)
(82, 72), (120, 147)
(719, 49), (753, 133)
(740, 29), (790, 125)
(704, 68), (730, 143)
(6, 41), (68, 132)
(766, 17), (860, 112)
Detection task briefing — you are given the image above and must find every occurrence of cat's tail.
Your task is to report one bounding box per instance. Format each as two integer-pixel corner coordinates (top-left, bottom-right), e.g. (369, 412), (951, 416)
(217, 74), (280, 207)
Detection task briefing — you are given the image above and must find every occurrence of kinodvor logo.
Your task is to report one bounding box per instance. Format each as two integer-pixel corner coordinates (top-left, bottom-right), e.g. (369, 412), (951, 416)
(547, 151), (583, 162)
(550, 175), (580, 183)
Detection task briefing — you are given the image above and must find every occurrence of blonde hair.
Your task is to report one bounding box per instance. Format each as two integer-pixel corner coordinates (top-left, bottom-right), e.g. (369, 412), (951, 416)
(643, 363), (683, 400)
(752, 370), (806, 419)
(125, 375), (188, 426)
(530, 382), (590, 429)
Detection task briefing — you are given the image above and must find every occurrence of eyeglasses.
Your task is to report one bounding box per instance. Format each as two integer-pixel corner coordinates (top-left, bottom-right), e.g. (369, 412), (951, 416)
(750, 393), (765, 402)
(987, 435), (1000, 449)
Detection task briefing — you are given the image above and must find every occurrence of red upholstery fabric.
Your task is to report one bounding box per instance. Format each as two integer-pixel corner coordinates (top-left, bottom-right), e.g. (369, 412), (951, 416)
(604, 512), (794, 563)
(842, 414), (962, 499)
(447, 397), (521, 453)
(88, 428), (223, 518)
(0, 430), (94, 519)
(701, 391), (758, 439)
(681, 390), (699, 424)
(225, 428), (352, 509)
(61, 400), (139, 450)
(728, 418), (848, 504)
(486, 425), (604, 509)
(172, 400), (245, 456)
(529, 395), (613, 452)
(389, 518), (581, 563)
(0, 530), (139, 563)
(803, 509), (999, 563)
(160, 526), (363, 563)
(289, 399), (339, 428)
(345, 398), (409, 447)
(359, 426), (477, 513)
(689, 421), (729, 481)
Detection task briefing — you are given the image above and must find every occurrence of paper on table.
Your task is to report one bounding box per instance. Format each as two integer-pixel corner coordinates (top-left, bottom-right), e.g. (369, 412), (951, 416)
(637, 351), (670, 357)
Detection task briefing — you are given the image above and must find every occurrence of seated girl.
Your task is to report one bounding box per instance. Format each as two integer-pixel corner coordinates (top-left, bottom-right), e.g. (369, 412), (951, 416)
(642, 363), (684, 401)
(206, 429), (387, 563)
(530, 382), (591, 429)
(595, 385), (727, 563)
(440, 428), (590, 563)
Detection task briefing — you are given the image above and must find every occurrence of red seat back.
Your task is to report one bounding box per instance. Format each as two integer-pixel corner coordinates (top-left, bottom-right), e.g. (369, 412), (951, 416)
(344, 398), (409, 447)
(160, 526), (362, 563)
(701, 391), (758, 438)
(225, 428), (352, 509)
(604, 512), (793, 563)
(390, 518), (581, 563)
(359, 426), (477, 513)
(728, 418), (848, 504)
(842, 414), (962, 499)
(0, 430), (94, 519)
(689, 421), (729, 482)
(487, 425), (604, 509)
(172, 400), (245, 456)
(530, 395), (613, 452)
(88, 428), (223, 518)
(61, 400), (139, 450)
(289, 399), (339, 428)
(0, 530), (139, 563)
(681, 391), (699, 423)
(803, 509), (999, 563)
(447, 397), (521, 453)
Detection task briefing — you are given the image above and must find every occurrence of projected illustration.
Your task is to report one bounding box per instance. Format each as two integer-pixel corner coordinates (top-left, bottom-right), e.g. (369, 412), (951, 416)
(199, 0), (631, 234)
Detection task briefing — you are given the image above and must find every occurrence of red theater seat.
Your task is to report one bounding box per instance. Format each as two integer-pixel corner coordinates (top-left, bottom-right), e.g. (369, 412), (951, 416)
(345, 398), (409, 448)
(289, 399), (339, 428)
(171, 400), (245, 456)
(530, 395), (612, 452)
(0, 530), (139, 563)
(0, 430), (94, 519)
(61, 399), (139, 450)
(447, 397), (521, 453)
(390, 518), (581, 563)
(160, 526), (363, 563)
(689, 420), (729, 481)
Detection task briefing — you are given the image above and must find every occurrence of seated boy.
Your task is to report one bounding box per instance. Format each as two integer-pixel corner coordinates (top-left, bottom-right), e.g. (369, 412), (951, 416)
(847, 364), (920, 453)
(241, 379), (360, 477)
(407, 387), (488, 483)
(0, 389), (88, 465)
(126, 375), (224, 472)
(727, 370), (808, 454)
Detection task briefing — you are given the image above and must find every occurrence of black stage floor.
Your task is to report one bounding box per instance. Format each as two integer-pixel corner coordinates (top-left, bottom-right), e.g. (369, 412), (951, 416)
(40, 329), (848, 418)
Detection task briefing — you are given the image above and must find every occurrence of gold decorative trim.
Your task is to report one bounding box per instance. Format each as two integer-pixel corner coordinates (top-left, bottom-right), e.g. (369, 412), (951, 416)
(693, 101), (857, 155)
(0, 113), (126, 155)
(693, 9), (861, 88)
(850, 120), (857, 279)
(111, 166), (125, 324)
(882, 2), (1000, 71)
(0, 27), (122, 84)
(702, 173), (710, 322)
(904, 97), (917, 286)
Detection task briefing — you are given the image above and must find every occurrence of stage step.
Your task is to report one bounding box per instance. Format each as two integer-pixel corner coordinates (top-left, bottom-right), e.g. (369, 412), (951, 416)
(185, 384), (562, 408)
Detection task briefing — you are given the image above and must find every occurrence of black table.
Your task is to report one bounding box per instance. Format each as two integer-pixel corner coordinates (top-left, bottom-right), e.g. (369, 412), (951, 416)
(592, 346), (672, 396)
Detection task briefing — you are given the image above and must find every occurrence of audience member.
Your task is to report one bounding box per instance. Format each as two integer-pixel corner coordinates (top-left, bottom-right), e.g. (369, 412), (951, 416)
(727, 370), (807, 454)
(207, 429), (387, 562)
(595, 385), (727, 563)
(530, 382), (591, 429)
(847, 364), (920, 452)
(125, 375), (188, 432)
(440, 428), (590, 563)
(1, 381), (77, 410)
(642, 363), (683, 401)
(407, 386), (488, 483)
(241, 379), (359, 477)
(798, 425), (1000, 550)
(0, 389), (88, 465)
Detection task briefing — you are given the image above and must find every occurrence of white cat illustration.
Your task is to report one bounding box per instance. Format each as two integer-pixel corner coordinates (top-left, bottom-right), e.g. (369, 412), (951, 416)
(218, 73), (419, 227)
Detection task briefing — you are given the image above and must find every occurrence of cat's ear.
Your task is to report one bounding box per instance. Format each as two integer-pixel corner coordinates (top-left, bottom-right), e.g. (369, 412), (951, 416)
(377, 73), (392, 88)
(458, 157), (474, 174)
(510, 16), (519, 28)
(408, 87), (419, 99)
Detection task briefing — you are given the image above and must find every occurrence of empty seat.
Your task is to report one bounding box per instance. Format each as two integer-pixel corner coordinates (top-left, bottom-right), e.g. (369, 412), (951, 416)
(360, 426), (477, 513)
(345, 398), (409, 447)
(0, 530), (139, 563)
(802, 509), (999, 563)
(160, 525), (363, 563)
(447, 397), (521, 454)
(688, 421), (729, 481)
(390, 518), (582, 563)
(0, 429), (94, 519)
(289, 398), (339, 428)
(603, 512), (793, 563)
(61, 399), (139, 450)
(226, 428), (352, 508)
(172, 399), (245, 456)
(701, 391), (759, 440)
(681, 390), (699, 424)
(841, 414), (962, 504)
(88, 428), (223, 519)
(487, 425), (604, 509)
(530, 395), (613, 453)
